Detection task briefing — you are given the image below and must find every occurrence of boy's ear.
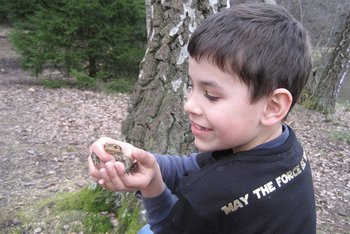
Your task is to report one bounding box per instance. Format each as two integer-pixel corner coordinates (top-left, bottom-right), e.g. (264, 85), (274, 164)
(261, 88), (292, 126)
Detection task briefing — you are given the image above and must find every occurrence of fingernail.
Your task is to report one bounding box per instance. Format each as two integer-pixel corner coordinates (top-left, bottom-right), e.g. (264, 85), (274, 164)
(98, 179), (104, 185)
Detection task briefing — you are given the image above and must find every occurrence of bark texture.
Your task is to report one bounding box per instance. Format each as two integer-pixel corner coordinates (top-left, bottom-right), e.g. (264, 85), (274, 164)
(309, 12), (350, 113)
(122, 0), (230, 154)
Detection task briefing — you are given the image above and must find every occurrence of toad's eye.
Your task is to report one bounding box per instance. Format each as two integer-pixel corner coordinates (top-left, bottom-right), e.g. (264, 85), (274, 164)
(113, 144), (121, 150)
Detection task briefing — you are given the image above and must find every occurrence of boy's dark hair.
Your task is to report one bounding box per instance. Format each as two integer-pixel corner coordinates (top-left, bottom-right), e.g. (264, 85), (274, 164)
(188, 3), (312, 109)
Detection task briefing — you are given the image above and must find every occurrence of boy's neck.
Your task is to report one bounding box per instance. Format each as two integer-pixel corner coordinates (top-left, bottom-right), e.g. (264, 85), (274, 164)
(233, 123), (283, 153)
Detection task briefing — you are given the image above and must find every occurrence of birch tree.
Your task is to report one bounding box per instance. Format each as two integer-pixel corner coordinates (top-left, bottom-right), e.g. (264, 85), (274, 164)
(307, 11), (350, 113)
(122, 0), (232, 154)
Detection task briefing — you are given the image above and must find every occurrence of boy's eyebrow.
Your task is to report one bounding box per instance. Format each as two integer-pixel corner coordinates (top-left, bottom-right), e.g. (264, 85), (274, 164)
(188, 74), (223, 89)
(199, 80), (221, 88)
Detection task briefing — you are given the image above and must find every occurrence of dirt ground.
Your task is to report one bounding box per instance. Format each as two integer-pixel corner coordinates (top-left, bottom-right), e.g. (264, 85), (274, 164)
(0, 29), (349, 233)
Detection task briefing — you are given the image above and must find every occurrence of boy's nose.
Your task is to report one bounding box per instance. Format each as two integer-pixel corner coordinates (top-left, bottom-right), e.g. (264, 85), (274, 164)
(184, 95), (202, 115)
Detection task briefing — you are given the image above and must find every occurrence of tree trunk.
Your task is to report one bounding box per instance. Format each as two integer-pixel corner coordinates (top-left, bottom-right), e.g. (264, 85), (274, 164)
(88, 56), (97, 77)
(309, 12), (350, 114)
(122, 0), (230, 154)
(232, 0), (275, 5)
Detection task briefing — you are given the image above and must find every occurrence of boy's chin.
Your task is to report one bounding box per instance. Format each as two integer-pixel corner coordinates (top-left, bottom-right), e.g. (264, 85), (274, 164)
(194, 141), (207, 152)
(195, 139), (234, 153)
(194, 140), (216, 152)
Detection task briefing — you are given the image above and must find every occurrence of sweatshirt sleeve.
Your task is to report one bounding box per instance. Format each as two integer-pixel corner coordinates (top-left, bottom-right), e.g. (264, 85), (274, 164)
(142, 186), (178, 233)
(141, 153), (200, 233)
(153, 153), (200, 192)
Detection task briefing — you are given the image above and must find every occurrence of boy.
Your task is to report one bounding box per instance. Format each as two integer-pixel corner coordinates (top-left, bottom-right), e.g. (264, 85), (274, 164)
(89, 3), (316, 234)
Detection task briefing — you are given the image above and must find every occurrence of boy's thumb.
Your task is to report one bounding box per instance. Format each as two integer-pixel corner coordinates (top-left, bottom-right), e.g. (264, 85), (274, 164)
(114, 161), (126, 176)
(132, 148), (155, 167)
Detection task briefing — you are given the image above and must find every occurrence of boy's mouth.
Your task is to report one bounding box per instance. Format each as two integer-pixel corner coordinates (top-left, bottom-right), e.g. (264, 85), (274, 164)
(191, 121), (211, 134)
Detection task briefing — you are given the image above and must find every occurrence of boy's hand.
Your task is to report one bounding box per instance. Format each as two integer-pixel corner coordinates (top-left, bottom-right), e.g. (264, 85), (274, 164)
(88, 137), (165, 197)
(88, 137), (133, 188)
(89, 137), (134, 165)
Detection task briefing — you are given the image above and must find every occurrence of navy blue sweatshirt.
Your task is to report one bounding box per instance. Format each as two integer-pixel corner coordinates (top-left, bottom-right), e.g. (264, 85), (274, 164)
(142, 125), (316, 234)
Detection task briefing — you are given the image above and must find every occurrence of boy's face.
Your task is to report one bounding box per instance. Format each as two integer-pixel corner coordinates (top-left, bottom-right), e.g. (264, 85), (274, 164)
(184, 58), (270, 152)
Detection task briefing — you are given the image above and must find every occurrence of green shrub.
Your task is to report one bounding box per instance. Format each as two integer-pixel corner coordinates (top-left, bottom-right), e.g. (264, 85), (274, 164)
(55, 186), (122, 213)
(83, 213), (114, 233)
(328, 130), (350, 144)
(9, 185), (144, 233)
(39, 76), (136, 93)
(9, 0), (146, 82)
(117, 193), (145, 234)
(102, 77), (137, 93)
(0, 0), (51, 24)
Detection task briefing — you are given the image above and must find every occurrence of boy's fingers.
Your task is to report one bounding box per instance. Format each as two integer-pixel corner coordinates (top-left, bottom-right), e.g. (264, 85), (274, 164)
(88, 156), (101, 178)
(113, 162), (143, 190)
(90, 137), (135, 163)
(132, 148), (156, 168)
(114, 161), (126, 176)
(98, 179), (104, 185)
(105, 162), (126, 190)
(99, 167), (117, 191)
(90, 142), (110, 162)
(103, 162), (135, 192)
(88, 157), (109, 188)
(115, 162), (153, 190)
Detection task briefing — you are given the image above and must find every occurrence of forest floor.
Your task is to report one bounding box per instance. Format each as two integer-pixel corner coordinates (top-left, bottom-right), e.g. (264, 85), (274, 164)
(0, 27), (349, 233)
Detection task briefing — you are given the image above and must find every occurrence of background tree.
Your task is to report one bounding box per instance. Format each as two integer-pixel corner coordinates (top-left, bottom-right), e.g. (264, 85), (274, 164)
(305, 11), (350, 113)
(122, 0), (232, 154)
(0, 0), (50, 24)
(9, 0), (146, 81)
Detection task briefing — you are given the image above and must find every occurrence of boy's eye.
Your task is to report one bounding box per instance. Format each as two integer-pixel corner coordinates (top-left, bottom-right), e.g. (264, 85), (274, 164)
(205, 91), (219, 101)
